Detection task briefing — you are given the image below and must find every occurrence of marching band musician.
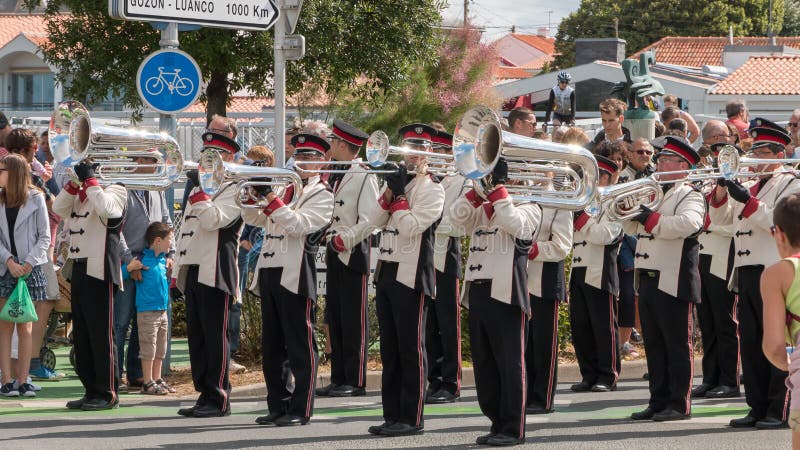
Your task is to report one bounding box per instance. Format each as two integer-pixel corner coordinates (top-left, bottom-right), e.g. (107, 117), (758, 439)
(569, 156), (623, 395)
(318, 120), (379, 398)
(426, 129), (470, 404)
(366, 123), (444, 437)
(524, 193), (573, 413)
(54, 161), (127, 411)
(709, 119), (800, 429)
(626, 136), (705, 422)
(449, 156), (541, 446)
(245, 133), (334, 426)
(693, 143), (741, 400)
(174, 132), (243, 418)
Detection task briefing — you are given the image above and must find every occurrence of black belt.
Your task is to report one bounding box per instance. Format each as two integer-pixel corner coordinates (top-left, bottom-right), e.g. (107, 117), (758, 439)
(471, 279), (492, 285)
(72, 258), (88, 263)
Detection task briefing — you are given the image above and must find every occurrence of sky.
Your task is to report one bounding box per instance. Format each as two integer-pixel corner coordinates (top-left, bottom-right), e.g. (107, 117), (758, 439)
(442, 0), (582, 42)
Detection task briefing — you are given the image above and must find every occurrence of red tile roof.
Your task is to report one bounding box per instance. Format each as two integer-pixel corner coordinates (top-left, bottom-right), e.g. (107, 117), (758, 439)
(518, 54), (553, 70)
(183, 94), (330, 115)
(495, 66), (534, 80)
(0, 14), (48, 48)
(510, 33), (555, 55)
(632, 36), (800, 68)
(711, 56), (800, 95)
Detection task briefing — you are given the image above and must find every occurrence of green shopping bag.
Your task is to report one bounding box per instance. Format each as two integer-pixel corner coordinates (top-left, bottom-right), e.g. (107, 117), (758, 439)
(0, 275), (38, 323)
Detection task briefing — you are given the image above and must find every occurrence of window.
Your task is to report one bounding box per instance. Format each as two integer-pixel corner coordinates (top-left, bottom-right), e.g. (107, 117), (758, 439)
(11, 72), (55, 111)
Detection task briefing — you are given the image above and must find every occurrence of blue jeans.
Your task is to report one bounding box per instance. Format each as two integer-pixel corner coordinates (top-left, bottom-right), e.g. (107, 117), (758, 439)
(113, 278), (143, 382)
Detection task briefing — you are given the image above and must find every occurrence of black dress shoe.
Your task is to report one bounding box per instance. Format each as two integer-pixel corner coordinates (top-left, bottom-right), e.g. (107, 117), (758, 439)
(368, 421), (395, 435)
(255, 411), (283, 425)
(476, 433), (495, 445)
(427, 389), (459, 404)
(631, 407), (657, 420)
(591, 383), (615, 392)
(642, 372), (649, 380)
(275, 414), (310, 426)
(486, 434), (524, 446)
(705, 385), (740, 398)
(755, 416), (788, 430)
(66, 397), (88, 410)
(177, 406), (196, 417)
(316, 383), (338, 396)
(192, 404), (231, 418)
(381, 422), (424, 436)
(525, 404), (553, 415)
(81, 398), (119, 411)
(652, 409), (690, 421)
(570, 381), (593, 392)
(729, 414), (759, 428)
(691, 383), (714, 398)
(329, 385), (366, 397)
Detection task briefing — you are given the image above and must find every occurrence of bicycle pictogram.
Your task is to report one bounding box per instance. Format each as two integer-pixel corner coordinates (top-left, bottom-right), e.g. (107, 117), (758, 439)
(144, 67), (195, 97)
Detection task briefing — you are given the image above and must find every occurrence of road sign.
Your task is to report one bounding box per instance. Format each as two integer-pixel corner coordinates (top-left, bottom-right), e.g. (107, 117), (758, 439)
(109, 0), (279, 31)
(136, 49), (202, 114)
(282, 34), (305, 60)
(281, 0), (303, 34)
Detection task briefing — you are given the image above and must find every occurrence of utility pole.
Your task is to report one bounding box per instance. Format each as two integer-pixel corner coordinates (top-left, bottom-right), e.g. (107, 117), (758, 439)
(613, 17), (619, 38)
(547, 10), (553, 35)
(768, 0), (776, 44)
(159, 22), (178, 216)
(464, 0), (468, 29)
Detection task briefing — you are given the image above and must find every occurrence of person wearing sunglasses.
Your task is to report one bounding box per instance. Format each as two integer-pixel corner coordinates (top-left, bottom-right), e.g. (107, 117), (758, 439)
(709, 118), (800, 430)
(174, 132), (244, 418)
(625, 136), (705, 422)
(620, 138), (655, 182)
(761, 194), (800, 449)
(786, 109), (800, 158)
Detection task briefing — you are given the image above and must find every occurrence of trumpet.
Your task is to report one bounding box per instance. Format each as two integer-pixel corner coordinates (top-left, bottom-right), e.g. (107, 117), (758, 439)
(717, 145), (800, 179)
(591, 178), (663, 221)
(453, 105), (598, 211)
(49, 100), (183, 191)
(197, 150), (303, 208)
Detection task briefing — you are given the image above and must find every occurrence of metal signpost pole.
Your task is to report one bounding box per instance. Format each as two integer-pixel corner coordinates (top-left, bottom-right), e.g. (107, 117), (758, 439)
(273, 2), (286, 169)
(160, 22), (179, 215)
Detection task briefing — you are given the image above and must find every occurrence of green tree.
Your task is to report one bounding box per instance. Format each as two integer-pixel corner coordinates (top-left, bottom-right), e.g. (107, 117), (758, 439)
(554, 0), (784, 69)
(32, 0), (444, 121)
(780, 0), (800, 35)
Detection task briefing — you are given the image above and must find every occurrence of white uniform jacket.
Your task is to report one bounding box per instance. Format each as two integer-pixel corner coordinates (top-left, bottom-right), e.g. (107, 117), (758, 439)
(174, 181), (243, 295)
(698, 189), (736, 281)
(527, 207), (573, 301)
(450, 186), (541, 313)
(367, 173), (445, 296)
(53, 180), (126, 285)
(433, 174), (471, 277)
(243, 175), (333, 298)
(623, 182), (705, 302)
(327, 161), (380, 274)
(572, 210), (624, 294)
(708, 171), (800, 278)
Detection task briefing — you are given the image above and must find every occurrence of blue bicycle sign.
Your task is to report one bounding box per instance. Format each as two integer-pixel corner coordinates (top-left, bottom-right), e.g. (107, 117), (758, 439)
(137, 49), (202, 114)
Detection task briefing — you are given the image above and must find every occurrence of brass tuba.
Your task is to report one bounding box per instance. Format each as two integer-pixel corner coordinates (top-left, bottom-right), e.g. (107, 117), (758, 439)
(453, 105), (599, 210)
(49, 100), (183, 191)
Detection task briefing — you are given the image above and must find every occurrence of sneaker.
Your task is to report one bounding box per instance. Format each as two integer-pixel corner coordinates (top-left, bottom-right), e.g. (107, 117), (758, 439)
(230, 360), (247, 374)
(0, 382), (19, 397)
(13, 378), (42, 392)
(30, 365), (65, 381)
(18, 383), (36, 398)
(622, 342), (640, 358)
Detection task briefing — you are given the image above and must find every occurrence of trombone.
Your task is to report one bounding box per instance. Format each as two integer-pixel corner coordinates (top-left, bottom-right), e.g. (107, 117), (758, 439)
(453, 105), (599, 211)
(49, 100), (183, 191)
(196, 150), (303, 208)
(365, 130), (457, 176)
(717, 144), (800, 179)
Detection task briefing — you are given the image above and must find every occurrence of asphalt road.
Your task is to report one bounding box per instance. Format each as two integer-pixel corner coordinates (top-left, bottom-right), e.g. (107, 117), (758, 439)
(0, 377), (790, 449)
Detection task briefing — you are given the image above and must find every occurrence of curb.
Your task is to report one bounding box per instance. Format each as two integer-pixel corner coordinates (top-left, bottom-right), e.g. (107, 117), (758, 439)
(231, 357), (705, 399)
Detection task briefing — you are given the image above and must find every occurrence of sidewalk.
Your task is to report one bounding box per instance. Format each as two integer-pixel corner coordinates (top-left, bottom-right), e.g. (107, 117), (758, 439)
(1, 338), (704, 404)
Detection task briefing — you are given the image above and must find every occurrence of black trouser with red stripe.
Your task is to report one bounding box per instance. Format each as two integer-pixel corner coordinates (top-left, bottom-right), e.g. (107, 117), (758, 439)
(259, 268), (318, 419)
(697, 254), (740, 388)
(738, 266), (789, 420)
(71, 261), (119, 403)
(525, 294), (559, 410)
(638, 271), (693, 415)
(569, 268), (620, 388)
(184, 265), (232, 413)
(425, 270), (462, 396)
(469, 282), (527, 440)
(375, 263), (427, 427)
(326, 254), (368, 389)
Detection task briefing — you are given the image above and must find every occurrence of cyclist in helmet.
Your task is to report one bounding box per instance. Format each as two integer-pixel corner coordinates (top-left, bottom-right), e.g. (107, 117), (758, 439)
(545, 71), (576, 128)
